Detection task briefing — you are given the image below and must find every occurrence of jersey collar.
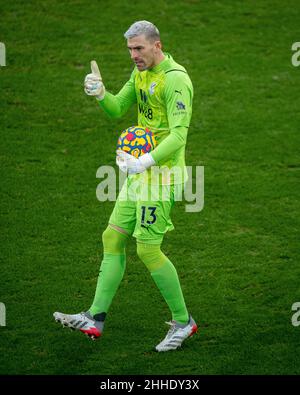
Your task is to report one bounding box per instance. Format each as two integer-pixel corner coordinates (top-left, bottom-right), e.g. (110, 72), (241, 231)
(149, 52), (173, 73)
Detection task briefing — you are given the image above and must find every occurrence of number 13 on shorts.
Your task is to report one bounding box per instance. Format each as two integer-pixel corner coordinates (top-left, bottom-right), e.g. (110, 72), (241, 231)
(141, 206), (157, 226)
(133, 199), (175, 243)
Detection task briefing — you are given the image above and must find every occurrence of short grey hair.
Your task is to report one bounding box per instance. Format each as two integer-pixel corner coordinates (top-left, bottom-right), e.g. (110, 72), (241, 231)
(124, 20), (160, 42)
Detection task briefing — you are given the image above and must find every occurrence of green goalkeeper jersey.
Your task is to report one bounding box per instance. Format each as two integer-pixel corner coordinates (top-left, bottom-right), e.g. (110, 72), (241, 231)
(99, 53), (193, 185)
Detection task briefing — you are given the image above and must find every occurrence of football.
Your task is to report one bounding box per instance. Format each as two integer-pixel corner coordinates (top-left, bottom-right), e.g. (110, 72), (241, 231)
(117, 126), (157, 158)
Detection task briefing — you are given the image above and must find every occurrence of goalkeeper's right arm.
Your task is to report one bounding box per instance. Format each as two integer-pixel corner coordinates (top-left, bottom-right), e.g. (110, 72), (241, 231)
(98, 80), (136, 118)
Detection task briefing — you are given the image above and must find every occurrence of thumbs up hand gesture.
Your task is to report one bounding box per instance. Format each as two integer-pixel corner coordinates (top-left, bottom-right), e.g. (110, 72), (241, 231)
(84, 60), (106, 100)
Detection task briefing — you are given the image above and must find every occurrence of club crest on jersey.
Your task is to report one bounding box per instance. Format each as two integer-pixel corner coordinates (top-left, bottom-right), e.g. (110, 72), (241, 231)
(149, 82), (157, 95)
(176, 101), (186, 110)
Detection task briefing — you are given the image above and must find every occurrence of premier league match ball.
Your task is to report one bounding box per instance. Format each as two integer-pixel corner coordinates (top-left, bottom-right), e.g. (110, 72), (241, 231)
(117, 126), (157, 158)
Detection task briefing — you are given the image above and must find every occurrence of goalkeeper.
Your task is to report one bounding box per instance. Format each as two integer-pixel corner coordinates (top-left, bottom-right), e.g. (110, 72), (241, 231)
(54, 21), (197, 352)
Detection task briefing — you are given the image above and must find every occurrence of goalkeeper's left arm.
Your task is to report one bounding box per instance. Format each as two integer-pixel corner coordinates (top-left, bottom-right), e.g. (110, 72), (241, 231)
(150, 126), (188, 164)
(150, 71), (193, 163)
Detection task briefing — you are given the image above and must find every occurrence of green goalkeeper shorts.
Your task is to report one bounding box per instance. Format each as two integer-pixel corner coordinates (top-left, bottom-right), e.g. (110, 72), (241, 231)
(109, 176), (184, 244)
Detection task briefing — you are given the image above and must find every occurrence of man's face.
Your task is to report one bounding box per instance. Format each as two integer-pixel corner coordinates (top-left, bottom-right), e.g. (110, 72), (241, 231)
(127, 35), (161, 71)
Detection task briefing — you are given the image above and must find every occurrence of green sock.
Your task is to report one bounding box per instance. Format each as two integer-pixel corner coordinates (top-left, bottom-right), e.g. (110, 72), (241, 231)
(151, 260), (189, 324)
(89, 226), (128, 317)
(89, 253), (126, 316)
(137, 242), (189, 324)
